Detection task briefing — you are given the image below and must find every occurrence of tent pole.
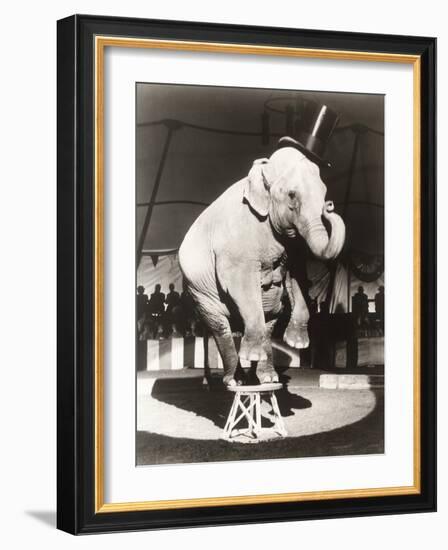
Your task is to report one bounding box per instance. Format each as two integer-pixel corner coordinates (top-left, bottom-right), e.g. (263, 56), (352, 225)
(342, 129), (362, 313)
(343, 131), (361, 218)
(347, 267), (351, 312)
(136, 125), (175, 268)
(324, 129), (360, 310)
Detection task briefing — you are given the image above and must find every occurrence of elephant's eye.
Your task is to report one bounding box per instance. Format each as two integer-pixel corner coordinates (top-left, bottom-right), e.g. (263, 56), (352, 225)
(288, 190), (296, 200)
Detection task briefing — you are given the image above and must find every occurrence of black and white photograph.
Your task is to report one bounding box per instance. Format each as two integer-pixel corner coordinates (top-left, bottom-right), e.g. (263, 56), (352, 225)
(135, 83), (385, 465)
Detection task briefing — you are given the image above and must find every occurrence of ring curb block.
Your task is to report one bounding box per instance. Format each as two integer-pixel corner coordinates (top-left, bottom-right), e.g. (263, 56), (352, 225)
(319, 374), (384, 389)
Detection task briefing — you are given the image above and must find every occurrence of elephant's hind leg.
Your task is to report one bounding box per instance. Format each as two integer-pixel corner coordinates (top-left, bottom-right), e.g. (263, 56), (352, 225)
(194, 299), (239, 387)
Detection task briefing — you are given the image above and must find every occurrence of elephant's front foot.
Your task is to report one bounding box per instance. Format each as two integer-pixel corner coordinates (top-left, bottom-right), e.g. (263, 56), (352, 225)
(239, 335), (268, 362)
(260, 372), (279, 384)
(257, 361), (279, 384)
(223, 374), (242, 387)
(284, 320), (310, 349)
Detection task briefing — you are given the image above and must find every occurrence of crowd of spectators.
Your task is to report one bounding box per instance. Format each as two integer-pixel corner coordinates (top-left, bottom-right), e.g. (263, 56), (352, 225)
(136, 282), (385, 341)
(351, 285), (384, 329)
(136, 283), (203, 340)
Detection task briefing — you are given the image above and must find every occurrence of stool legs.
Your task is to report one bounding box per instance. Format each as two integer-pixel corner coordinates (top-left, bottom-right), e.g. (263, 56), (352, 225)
(270, 393), (287, 437)
(223, 390), (287, 441)
(223, 393), (239, 437)
(232, 395), (257, 435)
(255, 393), (262, 432)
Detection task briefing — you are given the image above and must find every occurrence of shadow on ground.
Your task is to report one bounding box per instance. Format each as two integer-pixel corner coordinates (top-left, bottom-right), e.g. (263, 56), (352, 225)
(151, 374), (312, 430)
(138, 388), (384, 465)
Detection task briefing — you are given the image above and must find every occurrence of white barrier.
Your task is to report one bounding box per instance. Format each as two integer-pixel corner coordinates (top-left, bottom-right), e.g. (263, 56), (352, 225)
(145, 337), (301, 371)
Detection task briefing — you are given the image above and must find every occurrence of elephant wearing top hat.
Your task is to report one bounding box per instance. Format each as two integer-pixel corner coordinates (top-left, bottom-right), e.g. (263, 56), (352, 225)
(179, 139), (345, 387)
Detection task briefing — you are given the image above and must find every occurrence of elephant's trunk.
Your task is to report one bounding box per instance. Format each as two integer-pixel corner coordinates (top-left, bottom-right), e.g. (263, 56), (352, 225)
(303, 201), (345, 260)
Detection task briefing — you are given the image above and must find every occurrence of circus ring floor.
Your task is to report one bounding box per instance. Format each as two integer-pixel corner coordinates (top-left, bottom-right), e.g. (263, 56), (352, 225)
(136, 368), (384, 466)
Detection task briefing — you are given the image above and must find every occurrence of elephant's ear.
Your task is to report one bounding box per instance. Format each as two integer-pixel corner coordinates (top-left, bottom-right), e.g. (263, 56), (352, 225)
(244, 158), (271, 218)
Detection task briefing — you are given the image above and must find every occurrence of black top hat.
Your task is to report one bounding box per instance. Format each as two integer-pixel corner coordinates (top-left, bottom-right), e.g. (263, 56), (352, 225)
(277, 101), (339, 168)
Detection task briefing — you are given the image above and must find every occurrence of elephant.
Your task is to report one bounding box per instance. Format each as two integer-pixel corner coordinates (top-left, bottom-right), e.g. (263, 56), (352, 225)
(178, 144), (345, 387)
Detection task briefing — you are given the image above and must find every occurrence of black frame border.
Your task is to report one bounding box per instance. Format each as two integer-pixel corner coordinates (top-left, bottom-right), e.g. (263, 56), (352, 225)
(57, 14), (436, 534)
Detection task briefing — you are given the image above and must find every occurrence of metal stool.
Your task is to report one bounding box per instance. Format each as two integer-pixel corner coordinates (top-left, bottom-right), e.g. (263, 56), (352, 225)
(222, 383), (287, 442)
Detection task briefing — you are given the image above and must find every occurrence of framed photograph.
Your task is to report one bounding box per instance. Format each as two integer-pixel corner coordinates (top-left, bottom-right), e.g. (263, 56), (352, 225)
(57, 15), (436, 534)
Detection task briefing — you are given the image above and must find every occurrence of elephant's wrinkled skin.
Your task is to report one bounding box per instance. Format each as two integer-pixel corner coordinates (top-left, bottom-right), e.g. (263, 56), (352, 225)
(179, 146), (345, 386)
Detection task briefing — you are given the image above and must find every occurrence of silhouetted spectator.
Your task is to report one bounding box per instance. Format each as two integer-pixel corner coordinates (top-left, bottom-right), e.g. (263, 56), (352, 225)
(352, 286), (369, 327)
(165, 283), (180, 313)
(180, 287), (196, 335)
(136, 285), (149, 321)
(163, 284), (180, 337)
(137, 311), (153, 340)
(375, 285), (385, 323)
(136, 286), (150, 371)
(180, 288), (195, 315)
(148, 284), (165, 316)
